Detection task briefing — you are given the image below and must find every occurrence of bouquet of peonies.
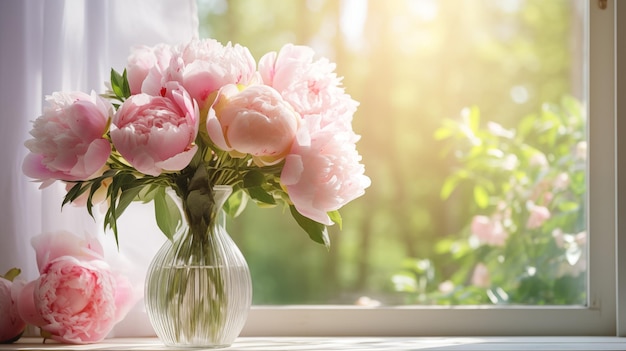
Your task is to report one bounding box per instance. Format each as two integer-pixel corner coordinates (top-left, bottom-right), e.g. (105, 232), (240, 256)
(22, 39), (371, 247)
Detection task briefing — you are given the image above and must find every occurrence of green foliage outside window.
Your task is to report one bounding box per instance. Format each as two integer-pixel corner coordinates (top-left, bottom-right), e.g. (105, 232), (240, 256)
(199, 0), (585, 305)
(393, 97), (586, 305)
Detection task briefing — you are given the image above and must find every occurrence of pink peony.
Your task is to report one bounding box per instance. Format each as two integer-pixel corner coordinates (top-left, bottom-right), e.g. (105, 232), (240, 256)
(281, 116), (370, 225)
(529, 152), (549, 169)
(438, 280), (455, 294)
(126, 43), (174, 95)
(17, 257), (133, 344)
(111, 82), (199, 176)
(470, 215), (508, 246)
(526, 203), (551, 229)
(207, 84), (300, 166)
(23, 91), (113, 186)
(0, 275), (26, 344)
(553, 172), (570, 191)
(471, 263), (491, 288)
(162, 38), (257, 109)
(31, 231), (104, 274)
(258, 44), (358, 127)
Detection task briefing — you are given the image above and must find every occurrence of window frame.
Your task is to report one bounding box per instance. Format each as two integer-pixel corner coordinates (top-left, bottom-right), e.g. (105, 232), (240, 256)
(241, 0), (623, 337)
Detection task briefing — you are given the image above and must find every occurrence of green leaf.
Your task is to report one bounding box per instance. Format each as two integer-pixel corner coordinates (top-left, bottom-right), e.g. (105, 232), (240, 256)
(121, 69), (131, 98)
(243, 170), (265, 187)
(103, 182), (143, 248)
(110, 68), (131, 100)
(111, 68), (124, 98)
(117, 186), (143, 216)
(248, 186), (276, 205)
(137, 184), (160, 202)
(154, 188), (182, 240)
(517, 114), (537, 139)
(224, 188), (248, 218)
(433, 126), (453, 140)
(290, 206), (330, 249)
(558, 201), (580, 212)
(328, 210), (342, 230)
(440, 170), (469, 200)
(1, 268), (21, 282)
(463, 106), (480, 132)
(85, 179), (107, 217)
(473, 185), (490, 208)
(440, 176), (458, 200)
(63, 182), (88, 207)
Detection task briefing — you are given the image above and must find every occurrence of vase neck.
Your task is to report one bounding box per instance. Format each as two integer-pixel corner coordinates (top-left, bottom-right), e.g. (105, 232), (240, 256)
(181, 186), (232, 240)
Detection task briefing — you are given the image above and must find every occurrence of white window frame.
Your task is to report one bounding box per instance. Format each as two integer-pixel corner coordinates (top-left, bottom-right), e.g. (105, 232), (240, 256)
(242, 1), (625, 337)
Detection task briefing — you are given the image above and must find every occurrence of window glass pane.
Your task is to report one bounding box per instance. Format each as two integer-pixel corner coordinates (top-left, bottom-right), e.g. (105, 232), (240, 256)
(198, 0), (587, 305)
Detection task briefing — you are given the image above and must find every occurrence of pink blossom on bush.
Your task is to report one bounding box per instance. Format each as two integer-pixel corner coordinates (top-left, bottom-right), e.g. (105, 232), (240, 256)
(526, 203), (551, 229)
(207, 84), (300, 166)
(126, 44), (174, 95)
(471, 263), (491, 288)
(0, 276), (26, 344)
(438, 280), (455, 294)
(529, 152), (549, 169)
(23, 92), (113, 185)
(258, 44), (358, 127)
(111, 82), (199, 176)
(553, 172), (570, 191)
(164, 39), (257, 108)
(17, 257), (133, 344)
(281, 116), (370, 225)
(470, 215), (508, 246)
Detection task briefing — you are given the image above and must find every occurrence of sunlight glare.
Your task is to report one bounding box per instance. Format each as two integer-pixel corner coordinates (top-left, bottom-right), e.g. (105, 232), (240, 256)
(408, 0), (439, 22)
(340, 0), (367, 49)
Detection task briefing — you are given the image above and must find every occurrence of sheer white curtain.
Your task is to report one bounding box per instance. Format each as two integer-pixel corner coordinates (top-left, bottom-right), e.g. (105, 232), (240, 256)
(0, 0), (198, 337)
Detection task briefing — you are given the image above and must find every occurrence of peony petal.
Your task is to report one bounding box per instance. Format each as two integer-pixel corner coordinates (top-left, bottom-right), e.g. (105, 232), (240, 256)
(258, 51), (277, 85)
(206, 108), (232, 151)
(16, 280), (46, 327)
(182, 61), (224, 107)
(280, 155), (303, 186)
(72, 139), (111, 179)
(154, 145), (198, 173)
(31, 231), (104, 273)
(298, 207), (333, 226)
(22, 153), (56, 182)
(112, 274), (137, 323)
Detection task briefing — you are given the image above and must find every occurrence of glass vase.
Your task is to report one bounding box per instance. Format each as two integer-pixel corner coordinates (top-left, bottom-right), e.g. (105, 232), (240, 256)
(145, 185), (252, 348)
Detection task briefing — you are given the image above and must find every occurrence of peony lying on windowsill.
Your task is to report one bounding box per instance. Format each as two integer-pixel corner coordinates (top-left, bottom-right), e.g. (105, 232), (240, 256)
(1, 231), (136, 344)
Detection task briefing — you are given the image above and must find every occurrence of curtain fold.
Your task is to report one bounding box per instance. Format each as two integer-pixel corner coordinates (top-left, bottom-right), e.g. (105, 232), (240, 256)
(0, 0), (198, 337)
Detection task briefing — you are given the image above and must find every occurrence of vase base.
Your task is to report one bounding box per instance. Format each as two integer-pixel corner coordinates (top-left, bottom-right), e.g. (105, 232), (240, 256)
(162, 343), (231, 349)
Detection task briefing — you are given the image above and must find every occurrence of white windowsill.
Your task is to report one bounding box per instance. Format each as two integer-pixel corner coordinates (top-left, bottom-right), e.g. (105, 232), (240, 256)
(3, 337), (626, 351)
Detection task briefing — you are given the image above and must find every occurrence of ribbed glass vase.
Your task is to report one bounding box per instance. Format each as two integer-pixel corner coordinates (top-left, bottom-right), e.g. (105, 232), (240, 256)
(145, 185), (252, 348)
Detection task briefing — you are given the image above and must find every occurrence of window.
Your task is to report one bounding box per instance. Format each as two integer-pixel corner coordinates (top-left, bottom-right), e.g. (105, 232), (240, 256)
(1, 0), (620, 340)
(207, 0), (592, 308)
(194, 0), (620, 336)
